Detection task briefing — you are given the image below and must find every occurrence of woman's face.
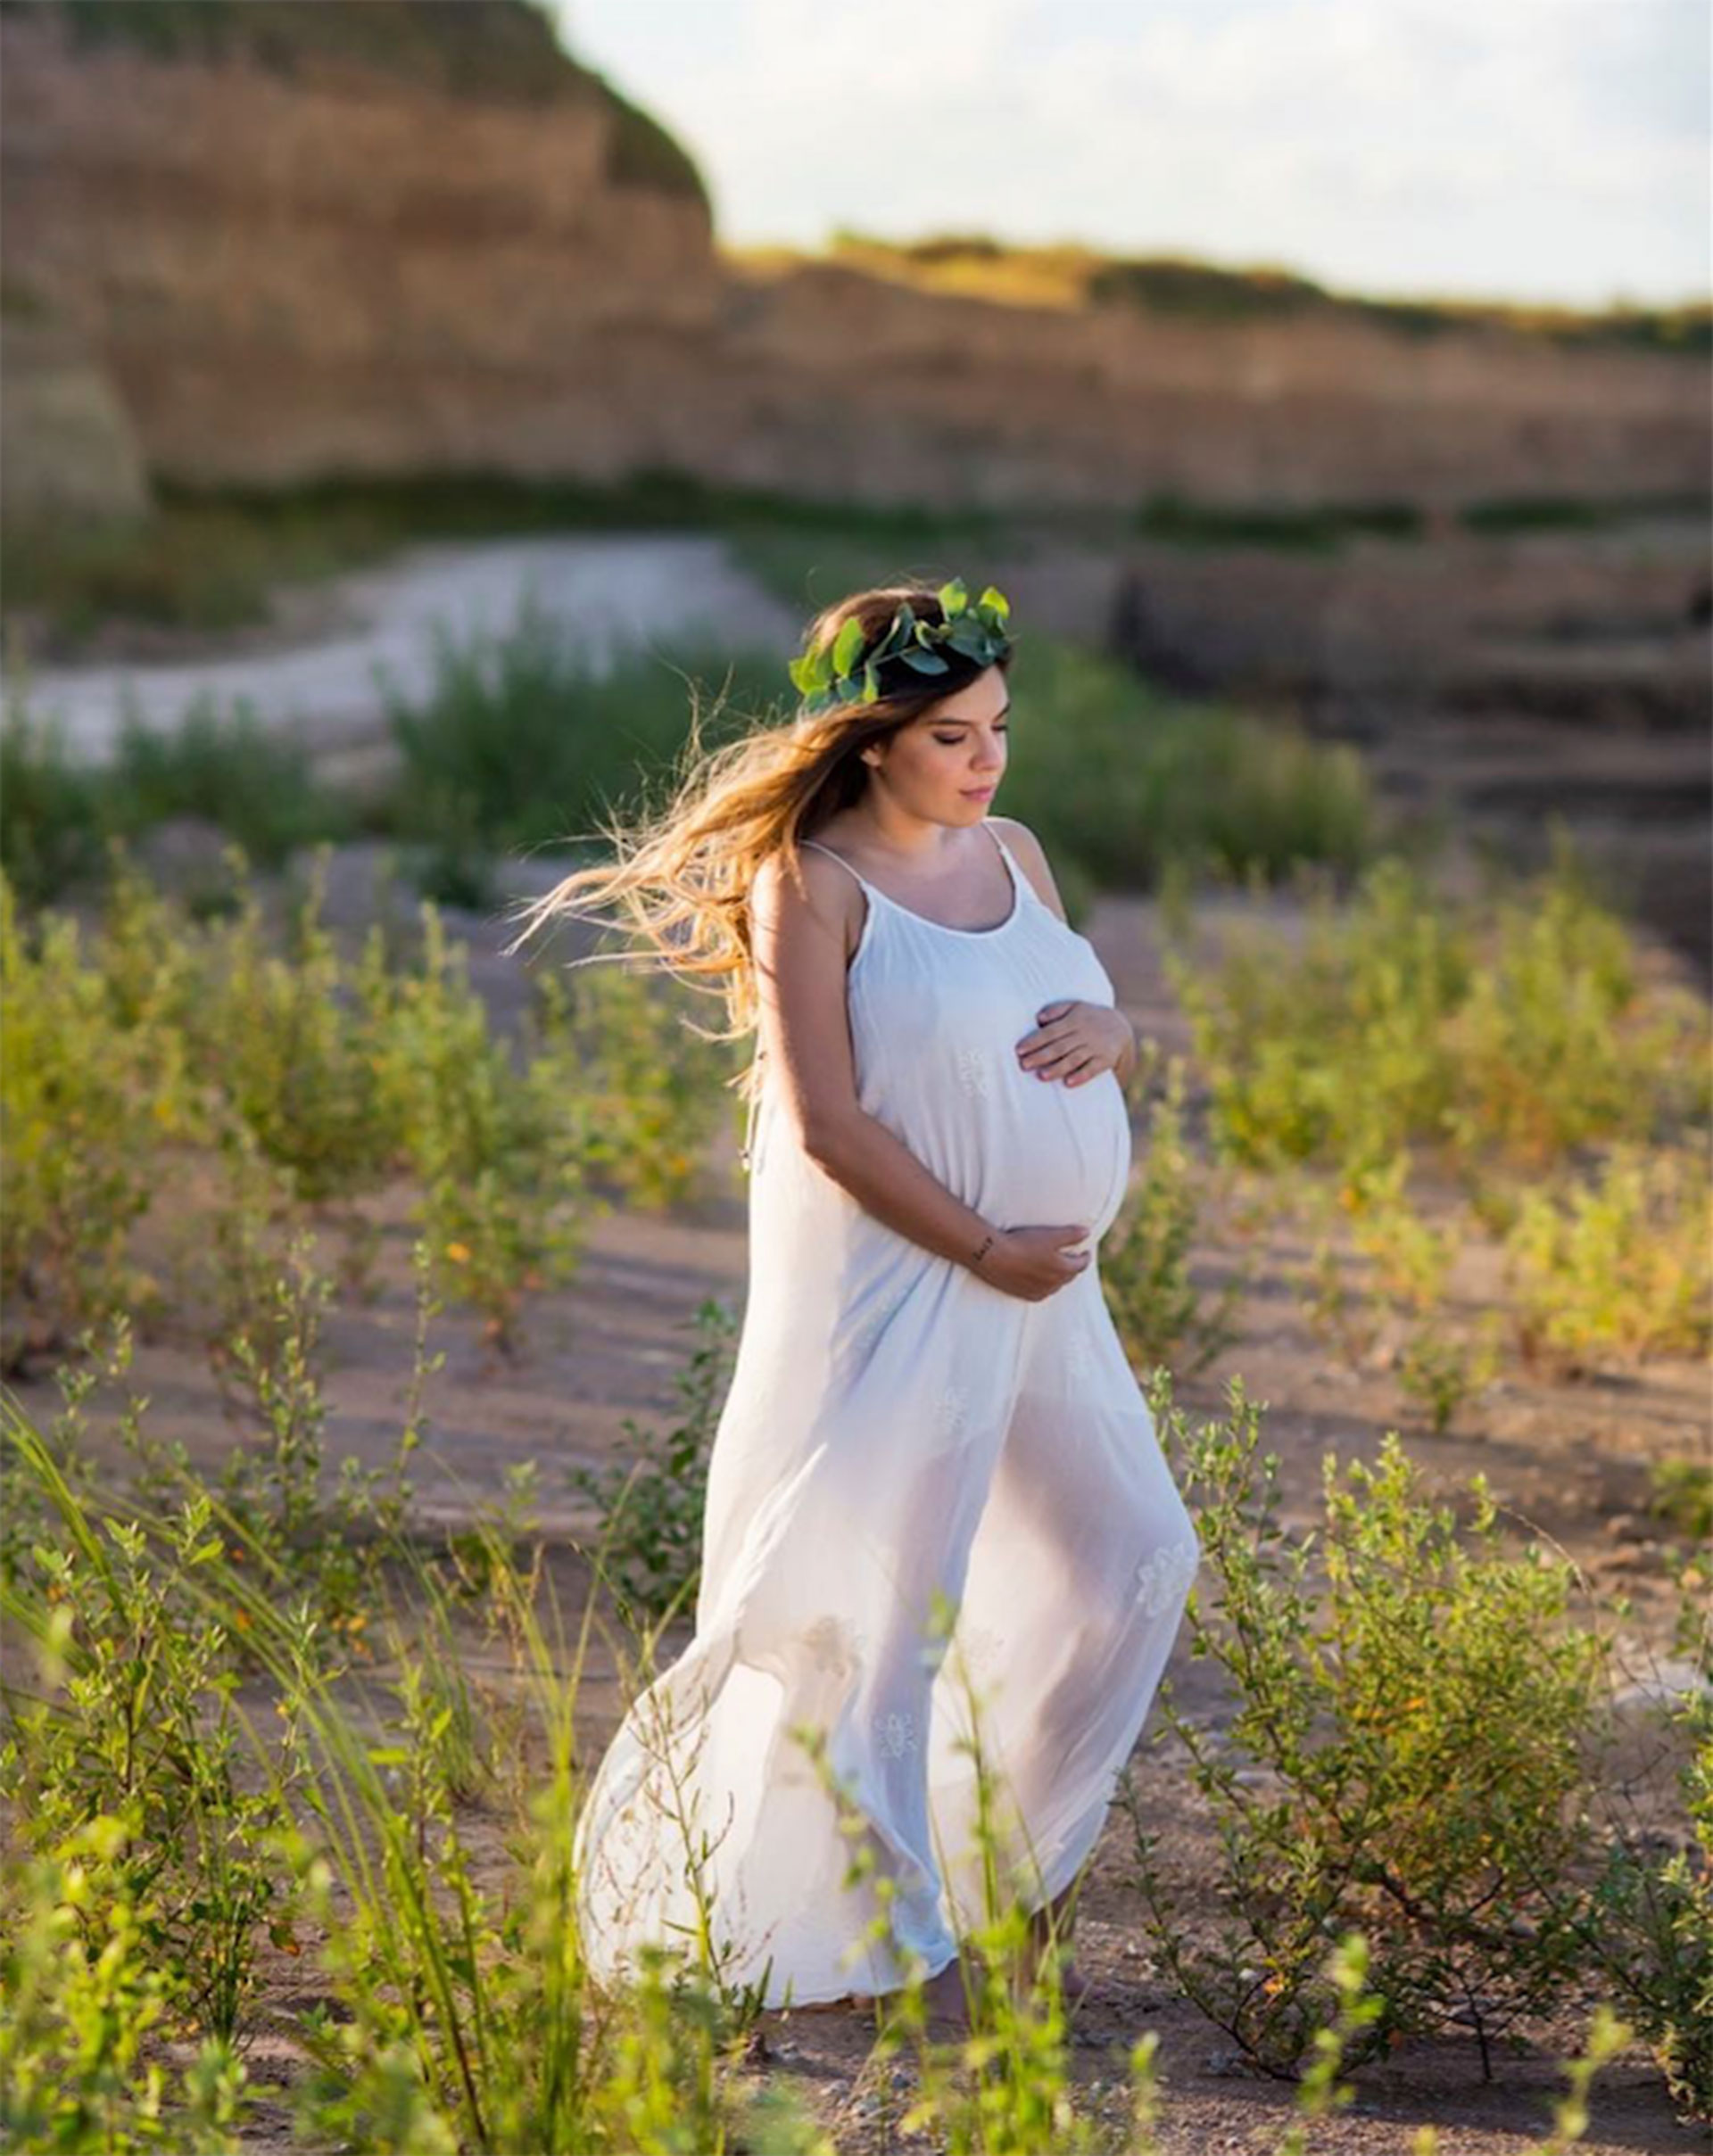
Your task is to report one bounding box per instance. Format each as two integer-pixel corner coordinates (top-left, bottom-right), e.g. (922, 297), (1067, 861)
(861, 665), (1010, 822)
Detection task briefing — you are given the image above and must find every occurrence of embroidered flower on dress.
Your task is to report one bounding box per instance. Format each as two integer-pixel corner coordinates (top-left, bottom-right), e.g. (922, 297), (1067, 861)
(1132, 1534), (1202, 1620)
(873, 1707), (920, 1761)
(801, 1613), (866, 1676)
(932, 1384), (972, 1443)
(955, 1046), (992, 1100)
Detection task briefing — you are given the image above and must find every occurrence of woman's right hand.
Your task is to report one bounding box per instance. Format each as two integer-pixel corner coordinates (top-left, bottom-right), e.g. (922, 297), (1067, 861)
(978, 1224), (1092, 1301)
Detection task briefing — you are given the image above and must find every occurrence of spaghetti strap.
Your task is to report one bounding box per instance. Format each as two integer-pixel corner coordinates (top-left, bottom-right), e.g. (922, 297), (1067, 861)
(801, 824), (1025, 934)
(801, 826), (1014, 893)
(981, 821), (1024, 884)
(799, 838), (874, 893)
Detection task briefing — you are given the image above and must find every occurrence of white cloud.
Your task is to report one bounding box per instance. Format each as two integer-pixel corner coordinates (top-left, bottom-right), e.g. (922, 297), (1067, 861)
(552, 0), (1709, 305)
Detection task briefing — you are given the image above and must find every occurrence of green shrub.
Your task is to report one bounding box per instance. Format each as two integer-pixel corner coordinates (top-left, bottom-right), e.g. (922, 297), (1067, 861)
(0, 871), (195, 1367)
(1122, 1372), (1612, 2079)
(553, 957), (743, 1212)
(997, 634), (1377, 897)
(1503, 1142), (1711, 1368)
(1649, 1458), (1713, 1543)
(0, 1417), (305, 2048)
(1100, 1048), (1249, 1378)
(1552, 1677), (1713, 2122)
(378, 586), (774, 858)
(1169, 838), (1707, 1177)
(105, 691), (349, 868)
(0, 1813), (252, 2154)
(4, 846), (699, 1351)
(0, 701), (107, 908)
(186, 849), (402, 1203)
(568, 1295), (738, 1631)
(360, 896), (594, 1340)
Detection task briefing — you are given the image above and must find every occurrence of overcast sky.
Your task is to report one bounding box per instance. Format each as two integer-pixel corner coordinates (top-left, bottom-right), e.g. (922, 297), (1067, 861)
(550, 0), (1709, 309)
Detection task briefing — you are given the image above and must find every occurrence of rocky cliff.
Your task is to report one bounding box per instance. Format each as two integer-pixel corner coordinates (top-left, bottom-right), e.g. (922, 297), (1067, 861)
(3, 0), (1707, 527)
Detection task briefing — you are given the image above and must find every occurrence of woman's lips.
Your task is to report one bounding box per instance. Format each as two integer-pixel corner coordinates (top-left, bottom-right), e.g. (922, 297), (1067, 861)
(961, 785), (997, 798)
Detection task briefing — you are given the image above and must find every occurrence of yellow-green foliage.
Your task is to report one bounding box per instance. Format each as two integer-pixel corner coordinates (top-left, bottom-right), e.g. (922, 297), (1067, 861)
(0, 1814), (252, 2154)
(1101, 1049), (1249, 1378)
(556, 957), (743, 1212)
(357, 897), (595, 1331)
(1504, 1142), (1711, 1366)
(0, 873), (198, 1349)
(809, 229), (1710, 357)
(1128, 1374), (1618, 2079)
(194, 860), (403, 1203)
(1340, 1150), (1458, 1309)
(2, 846), (738, 1353)
(1441, 866), (1708, 1161)
(1171, 843), (1709, 1176)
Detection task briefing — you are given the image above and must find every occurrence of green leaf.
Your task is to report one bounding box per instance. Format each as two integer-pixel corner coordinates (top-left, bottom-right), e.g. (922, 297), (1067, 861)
(899, 648), (950, 673)
(832, 616), (867, 676)
(978, 585), (1011, 621)
(939, 579), (968, 617)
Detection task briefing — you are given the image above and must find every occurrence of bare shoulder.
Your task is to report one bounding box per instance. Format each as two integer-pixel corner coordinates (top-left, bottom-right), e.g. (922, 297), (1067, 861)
(750, 842), (865, 963)
(989, 816), (1069, 923)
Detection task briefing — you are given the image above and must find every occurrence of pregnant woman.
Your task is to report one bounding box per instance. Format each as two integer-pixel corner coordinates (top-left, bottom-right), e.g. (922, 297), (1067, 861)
(506, 579), (1201, 2029)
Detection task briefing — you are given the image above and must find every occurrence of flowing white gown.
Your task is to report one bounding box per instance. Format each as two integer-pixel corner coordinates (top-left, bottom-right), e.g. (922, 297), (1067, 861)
(572, 821), (1202, 2006)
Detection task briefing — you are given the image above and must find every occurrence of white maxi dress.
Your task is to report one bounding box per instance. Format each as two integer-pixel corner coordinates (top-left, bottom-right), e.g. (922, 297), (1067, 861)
(572, 821), (1203, 2006)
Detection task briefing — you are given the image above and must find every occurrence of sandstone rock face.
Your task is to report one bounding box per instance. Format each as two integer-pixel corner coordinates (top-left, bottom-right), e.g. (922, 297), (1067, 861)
(1, 5), (723, 490)
(3, 4), (1707, 513)
(700, 262), (1709, 511)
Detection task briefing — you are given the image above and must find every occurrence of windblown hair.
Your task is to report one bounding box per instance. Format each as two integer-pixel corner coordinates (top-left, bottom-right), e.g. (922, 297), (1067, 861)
(498, 581), (1015, 1118)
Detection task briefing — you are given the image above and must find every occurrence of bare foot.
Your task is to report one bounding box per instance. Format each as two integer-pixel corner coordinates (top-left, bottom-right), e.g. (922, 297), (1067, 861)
(919, 1958), (972, 2035)
(1018, 1930), (1093, 2006)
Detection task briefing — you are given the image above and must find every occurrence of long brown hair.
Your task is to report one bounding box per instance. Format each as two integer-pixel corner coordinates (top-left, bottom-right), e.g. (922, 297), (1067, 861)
(498, 581), (1016, 1119)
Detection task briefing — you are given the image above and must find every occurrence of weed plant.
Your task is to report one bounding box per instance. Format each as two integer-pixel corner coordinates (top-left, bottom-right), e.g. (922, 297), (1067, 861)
(568, 1296), (739, 1632)
(1120, 1369), (1706, 2108)
(1099, 1046), (1250, 1380)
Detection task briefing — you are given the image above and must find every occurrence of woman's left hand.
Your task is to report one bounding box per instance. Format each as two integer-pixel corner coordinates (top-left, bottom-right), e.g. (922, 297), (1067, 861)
(1014, 1000), (1135, 1088)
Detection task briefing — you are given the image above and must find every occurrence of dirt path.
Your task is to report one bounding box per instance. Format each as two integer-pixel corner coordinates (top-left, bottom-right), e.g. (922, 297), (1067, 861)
(5, 532), (803, 769)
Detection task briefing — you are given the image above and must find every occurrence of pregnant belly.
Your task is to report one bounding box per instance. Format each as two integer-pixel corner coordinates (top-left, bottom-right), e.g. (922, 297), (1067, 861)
(848, 986), (1136, 1251)
(981, 1065), (1133, 1243)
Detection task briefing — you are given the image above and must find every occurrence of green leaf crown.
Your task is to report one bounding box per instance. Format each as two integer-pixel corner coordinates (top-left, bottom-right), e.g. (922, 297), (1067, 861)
(786, 580), (1013, 715)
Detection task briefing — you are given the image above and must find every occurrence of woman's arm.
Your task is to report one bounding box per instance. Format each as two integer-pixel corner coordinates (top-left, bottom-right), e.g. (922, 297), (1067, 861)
(750, 849), (1004, 1272)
